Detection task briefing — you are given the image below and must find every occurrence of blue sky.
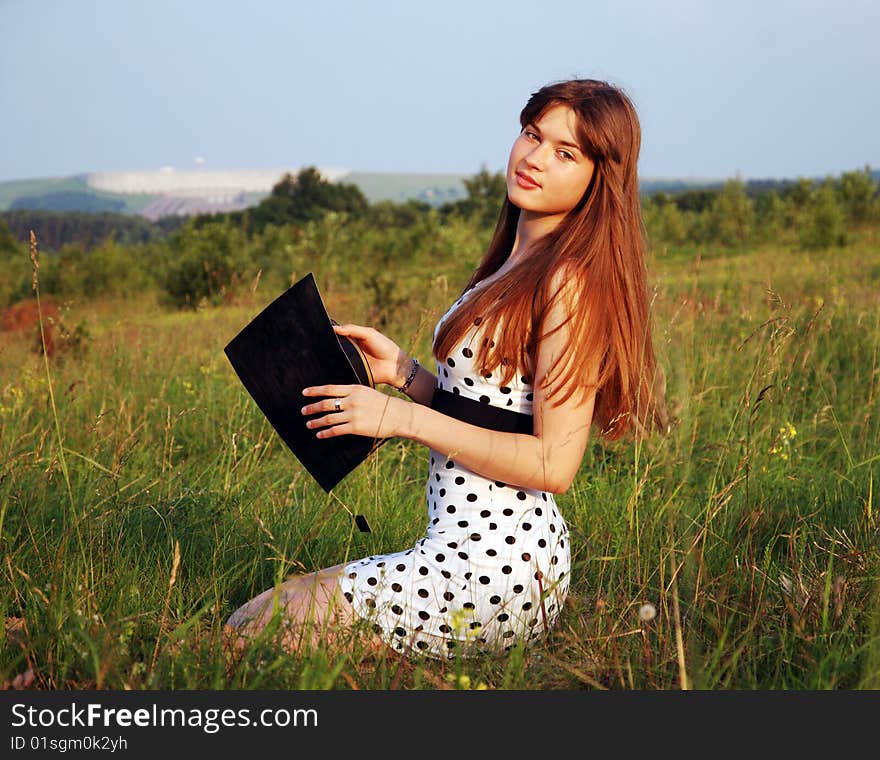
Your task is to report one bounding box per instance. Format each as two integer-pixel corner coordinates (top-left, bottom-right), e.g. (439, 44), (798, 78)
(1, 0), (877, 183)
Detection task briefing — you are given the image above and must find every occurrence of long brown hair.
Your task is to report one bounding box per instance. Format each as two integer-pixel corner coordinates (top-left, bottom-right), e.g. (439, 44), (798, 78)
(433, 78), (663, 441)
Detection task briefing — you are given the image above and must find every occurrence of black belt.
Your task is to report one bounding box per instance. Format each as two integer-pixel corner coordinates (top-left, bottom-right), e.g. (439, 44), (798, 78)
(430, 387), (533, 435)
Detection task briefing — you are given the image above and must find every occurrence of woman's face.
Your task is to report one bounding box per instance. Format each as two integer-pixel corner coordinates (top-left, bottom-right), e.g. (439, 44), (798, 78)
(506, 104), (595, 222)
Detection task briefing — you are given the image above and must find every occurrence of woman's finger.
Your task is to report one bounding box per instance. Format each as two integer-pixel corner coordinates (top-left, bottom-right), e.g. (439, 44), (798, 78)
(302, 384), (353, 397)
(315, 422), (351, 439)
(300, 397), (343, 416)
(333, 323), (373, 339)
(305, 412), (345, 430)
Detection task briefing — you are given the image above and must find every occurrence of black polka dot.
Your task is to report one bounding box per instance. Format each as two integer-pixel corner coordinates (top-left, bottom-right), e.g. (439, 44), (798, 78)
(498, 613), (510, 622)
(503, 508), (513, 516)
(418, 588), (429, 598)
(435, 553), (445, 562)
(391, 604), (403, 615)
(479, 395), (490, 404)
(522, 601), (533, 610)
(466, 493), (478, 502)
(502, 565), (512, 574)
(454, 476), (465, 485)
(479, 576), (490, 584)
(538, 539), (547, 548)
(473, 317), (483, 326)
(490, 595), (501, 604)
(522, 552), (531, 561)
(445, 460), (455, 469)
(535, 507), (543, 516)
(418, 610), (430, 620)
(392, 582), (403, 592)
(486, 548), (497, 557)
(446, 357), (456, 367)
(463, 602), (475, 610)
(439, 488), (446, 497)
(523, 522), (532, 530)
(443, 368), (449, 378)
(446, 541), (458, 549)
(443, 592), (454, 601)
(513, 584), (524, 593)
(446, 505), (456, 513)
(394, 627), (406, 636)
(367, 577), (377, 586)
(495, 481), (507, 488)
(344, 592), (353, 602)
(452, 386), (460, 395)
(517, 491), (527, 500)
(505, 536), (516, 545)
(462, 347), (473, 358)
(439, 623), (451, 633)
(464, 377), (474, 386)
(470, 533), (482, 541)
(416, 640), (429, 650)
(419, 566), (429, 575)
(480, 510), (491, 518)
(457, 520), (468, 528)
(500, 386), (511, 394)
(458, 551), (469, 560)
(489, 522), (497, 530)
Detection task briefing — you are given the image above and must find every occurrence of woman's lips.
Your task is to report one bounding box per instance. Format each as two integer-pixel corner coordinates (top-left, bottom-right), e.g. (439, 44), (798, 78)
(515, 171), (541, 189)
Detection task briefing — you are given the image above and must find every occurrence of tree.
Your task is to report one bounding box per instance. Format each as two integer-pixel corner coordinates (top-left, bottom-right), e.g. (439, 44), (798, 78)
(800, 180), (846, 249)
(439, 166), (506, 228)
(246, 167), (368, 233)
(707, 179), (754, 247)
(836, 165), (877, 226)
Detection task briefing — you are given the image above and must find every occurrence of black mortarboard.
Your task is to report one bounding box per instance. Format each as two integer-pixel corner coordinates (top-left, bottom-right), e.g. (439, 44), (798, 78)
(224, 273), (386, 498)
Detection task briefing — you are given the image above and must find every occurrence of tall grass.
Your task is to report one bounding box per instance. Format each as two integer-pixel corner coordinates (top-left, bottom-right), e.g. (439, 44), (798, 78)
(1, 232), (878, 689)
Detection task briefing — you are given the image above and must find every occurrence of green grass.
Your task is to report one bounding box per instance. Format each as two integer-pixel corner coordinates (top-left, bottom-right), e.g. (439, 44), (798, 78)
(1, 234), (878, 690)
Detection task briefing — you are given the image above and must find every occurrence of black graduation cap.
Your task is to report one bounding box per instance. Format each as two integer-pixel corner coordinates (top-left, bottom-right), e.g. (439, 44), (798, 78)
(224, 273), (386, 503)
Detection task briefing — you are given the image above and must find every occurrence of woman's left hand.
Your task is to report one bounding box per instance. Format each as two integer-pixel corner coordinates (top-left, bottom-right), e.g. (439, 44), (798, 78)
(301, 384), (406, 440)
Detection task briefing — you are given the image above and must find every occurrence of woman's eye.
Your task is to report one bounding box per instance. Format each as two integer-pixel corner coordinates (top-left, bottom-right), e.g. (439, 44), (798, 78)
(525, 130), (539, 141)
(558, 150), (574, 161)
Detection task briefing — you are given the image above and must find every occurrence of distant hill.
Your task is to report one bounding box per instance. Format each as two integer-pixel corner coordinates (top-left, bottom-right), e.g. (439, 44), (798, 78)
(0, 166), (875, 219)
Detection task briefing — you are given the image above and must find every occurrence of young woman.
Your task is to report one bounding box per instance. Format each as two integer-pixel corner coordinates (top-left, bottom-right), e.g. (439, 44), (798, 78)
(225, 78), (664, 658)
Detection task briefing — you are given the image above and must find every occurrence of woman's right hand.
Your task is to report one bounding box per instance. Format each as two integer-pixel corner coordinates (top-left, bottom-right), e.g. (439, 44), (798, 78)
(332, 323), (413, 389)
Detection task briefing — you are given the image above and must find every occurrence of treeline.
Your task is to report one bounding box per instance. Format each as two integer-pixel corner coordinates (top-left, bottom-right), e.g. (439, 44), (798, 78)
(1, 209), (187, 251)
(642, 167), (878, 252)
(0, 165), (877, 311)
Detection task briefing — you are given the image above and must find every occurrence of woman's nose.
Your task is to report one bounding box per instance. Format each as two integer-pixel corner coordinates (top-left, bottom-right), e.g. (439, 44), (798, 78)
(524, 143), (549, 170)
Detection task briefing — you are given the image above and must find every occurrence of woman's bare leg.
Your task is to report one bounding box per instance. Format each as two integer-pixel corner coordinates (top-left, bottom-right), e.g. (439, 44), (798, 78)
(224, 563), (386, 655)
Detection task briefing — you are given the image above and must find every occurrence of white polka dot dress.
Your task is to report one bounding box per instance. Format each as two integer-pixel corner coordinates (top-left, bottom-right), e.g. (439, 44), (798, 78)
(337, 289), (571, 658)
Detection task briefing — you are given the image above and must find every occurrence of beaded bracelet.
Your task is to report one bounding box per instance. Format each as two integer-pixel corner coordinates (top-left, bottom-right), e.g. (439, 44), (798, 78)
(397, 357), (420, 393)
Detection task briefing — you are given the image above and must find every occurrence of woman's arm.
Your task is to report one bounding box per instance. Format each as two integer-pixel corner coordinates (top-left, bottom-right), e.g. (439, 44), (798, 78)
(307, 276), (598, 493)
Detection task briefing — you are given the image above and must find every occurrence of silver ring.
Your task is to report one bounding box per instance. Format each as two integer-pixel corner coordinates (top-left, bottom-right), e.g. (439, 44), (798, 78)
(334, 398), (342, 412)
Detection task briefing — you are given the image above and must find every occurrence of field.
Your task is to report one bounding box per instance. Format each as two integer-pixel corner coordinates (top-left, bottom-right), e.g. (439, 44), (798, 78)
(1, 231), (878, 690)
